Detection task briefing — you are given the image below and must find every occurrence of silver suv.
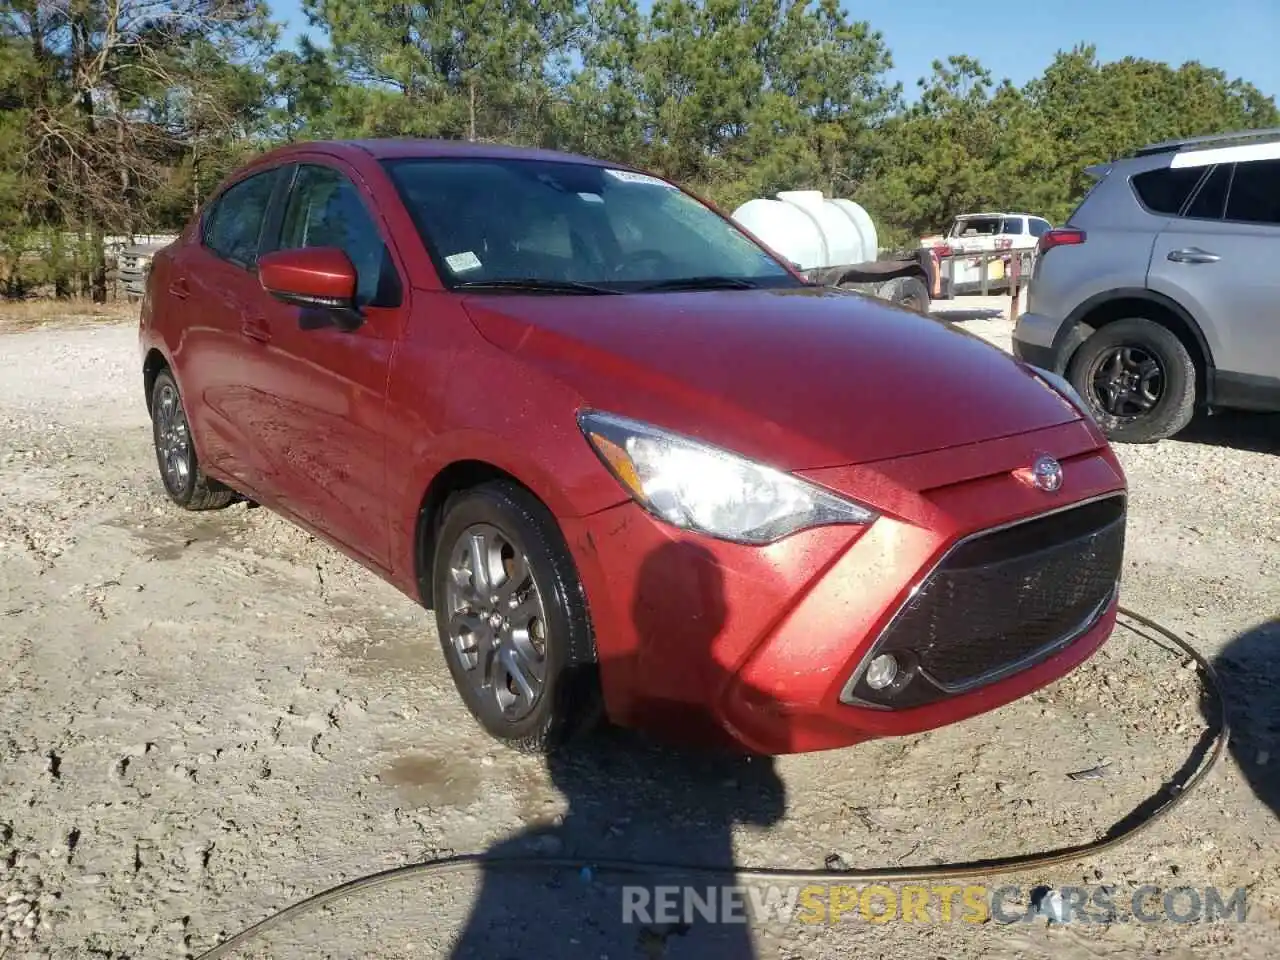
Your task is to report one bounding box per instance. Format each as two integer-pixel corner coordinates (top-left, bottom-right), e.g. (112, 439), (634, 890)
(1012, 129), (1280, 442)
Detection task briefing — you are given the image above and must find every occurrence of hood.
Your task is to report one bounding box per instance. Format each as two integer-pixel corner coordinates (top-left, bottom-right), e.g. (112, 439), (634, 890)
(461, 286), (1083, 470)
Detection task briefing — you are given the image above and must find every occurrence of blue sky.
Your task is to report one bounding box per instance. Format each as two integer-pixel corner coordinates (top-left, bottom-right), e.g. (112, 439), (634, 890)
(269, 0), (1279, 100)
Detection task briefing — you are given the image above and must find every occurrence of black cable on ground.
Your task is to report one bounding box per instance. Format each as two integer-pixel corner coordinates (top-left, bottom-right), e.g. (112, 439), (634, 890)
(193, 606), (1229, 959)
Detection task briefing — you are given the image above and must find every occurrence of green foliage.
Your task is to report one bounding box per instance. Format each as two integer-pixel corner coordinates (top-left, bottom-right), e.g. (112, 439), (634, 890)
(1, 0), (278, 297)
(1, 0), (1277, 298)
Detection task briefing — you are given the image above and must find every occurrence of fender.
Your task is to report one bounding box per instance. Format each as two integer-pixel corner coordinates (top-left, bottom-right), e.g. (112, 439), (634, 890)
(392, 427), (631, 596)
(140, 342), (174, 411)
(404, 427), (627, 525)
(1052, 287), (1217, 399)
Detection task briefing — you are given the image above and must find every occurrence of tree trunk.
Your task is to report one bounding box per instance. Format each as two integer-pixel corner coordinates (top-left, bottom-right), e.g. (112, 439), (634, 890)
(71, 12), (107, 302)
(469, 76), (477, 141)
(192, 140), (201, 215)
(117, 113), (130, 237)
(76, 226), (88, 298)
(81, 90), (107, 303)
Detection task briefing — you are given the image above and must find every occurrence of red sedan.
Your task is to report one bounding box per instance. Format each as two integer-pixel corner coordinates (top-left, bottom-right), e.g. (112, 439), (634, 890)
(139, 139), (1127, 755)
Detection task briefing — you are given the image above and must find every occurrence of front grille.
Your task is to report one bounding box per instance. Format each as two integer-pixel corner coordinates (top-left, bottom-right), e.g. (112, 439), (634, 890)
(844, 495), (1125, 708)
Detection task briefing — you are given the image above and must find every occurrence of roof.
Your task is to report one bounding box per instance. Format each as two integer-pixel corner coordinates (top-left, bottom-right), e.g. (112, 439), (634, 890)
(1170, 138), (1280, 170)
(252, 138), (615, 168)
(1135, 127), (1280, 157)
(952, 212), (1045, 220)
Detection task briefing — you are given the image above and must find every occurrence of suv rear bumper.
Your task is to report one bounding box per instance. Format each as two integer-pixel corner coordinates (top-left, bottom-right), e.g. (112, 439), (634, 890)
(1012, 311), (1067, 374)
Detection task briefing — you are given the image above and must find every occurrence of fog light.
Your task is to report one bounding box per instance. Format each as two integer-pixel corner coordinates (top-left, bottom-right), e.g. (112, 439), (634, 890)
(865, 653), (899, 691)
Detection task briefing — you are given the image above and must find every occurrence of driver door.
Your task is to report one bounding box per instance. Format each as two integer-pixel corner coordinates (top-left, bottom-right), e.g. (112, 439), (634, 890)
(249, 160), (409, 570)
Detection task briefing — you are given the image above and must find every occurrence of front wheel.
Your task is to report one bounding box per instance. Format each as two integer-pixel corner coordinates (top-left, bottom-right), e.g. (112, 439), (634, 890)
(1066, 318), (1196, 443)
(150, 370), (236, 509)
(431, 481), (599, 753)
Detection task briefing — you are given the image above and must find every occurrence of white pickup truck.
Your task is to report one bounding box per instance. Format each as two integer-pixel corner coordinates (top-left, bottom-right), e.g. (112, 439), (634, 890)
(925, 212), (1053, 295)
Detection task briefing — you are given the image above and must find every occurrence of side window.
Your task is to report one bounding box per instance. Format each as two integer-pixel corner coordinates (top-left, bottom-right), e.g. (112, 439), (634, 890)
(1028, 219), (1051, 238)
(204, 171), (278, 267)
(278, 164), (402, 307)
(1184, 164), (1232, 220)
(1225, 159), (1280, 225)
(1131, 166), (1204, 215)
(1001, 219), (1025, 235)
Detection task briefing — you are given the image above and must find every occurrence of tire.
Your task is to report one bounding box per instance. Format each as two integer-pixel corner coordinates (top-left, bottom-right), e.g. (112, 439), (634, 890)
(150, 369), (237, 510)
(875, 275), (930, 313)
(1066, 318), (1196, 443)
(431, 480), (600, 753)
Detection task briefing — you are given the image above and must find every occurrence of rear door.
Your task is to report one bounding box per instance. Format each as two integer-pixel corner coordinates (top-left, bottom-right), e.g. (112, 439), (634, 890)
(1147, 159), (1280, 382)
(180, 166), (286, 490)
(249, 160), (408, 568)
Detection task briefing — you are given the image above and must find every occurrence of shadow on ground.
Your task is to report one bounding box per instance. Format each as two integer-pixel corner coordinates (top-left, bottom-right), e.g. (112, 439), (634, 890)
(446, 733), (786, 958)
(1209, 618), (1280, 818)
(1175, 410), (1280, 456)
(449, 540), (788, 959)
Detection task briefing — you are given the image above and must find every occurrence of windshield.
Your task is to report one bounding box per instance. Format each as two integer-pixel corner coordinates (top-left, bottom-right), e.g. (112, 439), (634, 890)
(382, 157), (799, 292)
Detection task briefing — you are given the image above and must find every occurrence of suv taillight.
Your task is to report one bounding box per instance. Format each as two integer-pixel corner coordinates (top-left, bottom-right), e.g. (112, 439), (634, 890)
(1038, 228), (1086, 255)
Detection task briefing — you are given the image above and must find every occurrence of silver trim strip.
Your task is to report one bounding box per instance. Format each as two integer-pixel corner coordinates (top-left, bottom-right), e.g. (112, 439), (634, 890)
(838, 492), (1126, 708)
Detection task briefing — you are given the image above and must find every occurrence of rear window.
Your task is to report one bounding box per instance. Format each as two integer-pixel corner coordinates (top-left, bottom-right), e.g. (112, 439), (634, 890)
(1224, 158), (1280, 225)
(1131, 166), (1204, 215)
(203, 170), (279, 266)
(1184, 164), (1231, 220)
(948, 217), (1003, 238)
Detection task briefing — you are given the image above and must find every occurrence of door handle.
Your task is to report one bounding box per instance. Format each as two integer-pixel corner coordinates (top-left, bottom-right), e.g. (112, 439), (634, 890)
(240, 316), (271, 344)
(168, 278), (190, 299)
(1167, 247), (1221, 264)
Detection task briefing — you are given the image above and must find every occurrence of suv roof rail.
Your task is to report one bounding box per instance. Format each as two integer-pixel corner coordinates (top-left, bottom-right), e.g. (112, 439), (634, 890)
(1135, 127), (1280, 157)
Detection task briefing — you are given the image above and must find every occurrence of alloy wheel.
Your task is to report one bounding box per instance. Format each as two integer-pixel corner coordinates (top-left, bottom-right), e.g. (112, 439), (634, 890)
(1088, 344), (1165, 419)
(155, 382), (192, 491)
(443, 523), (549, 721)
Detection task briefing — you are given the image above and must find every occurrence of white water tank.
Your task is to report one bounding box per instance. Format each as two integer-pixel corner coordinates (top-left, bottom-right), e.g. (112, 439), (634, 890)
(731, 191), (879, 272)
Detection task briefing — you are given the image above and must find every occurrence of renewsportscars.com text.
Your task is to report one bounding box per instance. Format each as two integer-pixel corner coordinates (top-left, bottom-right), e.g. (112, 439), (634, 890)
(620, 883), (1248, 926)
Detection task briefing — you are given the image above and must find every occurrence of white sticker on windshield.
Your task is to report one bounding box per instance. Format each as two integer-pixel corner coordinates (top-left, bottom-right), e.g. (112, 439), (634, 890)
(445, 251), (482, 273)
(604, 169), (674, 189)
(577, 192), (604, 203)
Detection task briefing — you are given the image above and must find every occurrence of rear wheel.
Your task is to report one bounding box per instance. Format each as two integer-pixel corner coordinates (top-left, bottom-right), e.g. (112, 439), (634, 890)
(150, 370), (236, 510)
(431, 480), (599, 753)
(1066, 318), (1196, 443)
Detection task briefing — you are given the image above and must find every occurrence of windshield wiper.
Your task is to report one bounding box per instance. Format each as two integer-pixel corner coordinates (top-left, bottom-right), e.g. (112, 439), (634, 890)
(635, 276), (762, 292)
(453, 278), (621, 295)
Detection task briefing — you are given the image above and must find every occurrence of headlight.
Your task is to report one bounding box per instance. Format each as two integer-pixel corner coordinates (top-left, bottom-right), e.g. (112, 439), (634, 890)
(1030, 365), (1092, 420)
(578, 410), (877, 545)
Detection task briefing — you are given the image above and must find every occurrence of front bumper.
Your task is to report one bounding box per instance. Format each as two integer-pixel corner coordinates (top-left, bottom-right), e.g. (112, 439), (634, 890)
(561, 419), (1126, 755)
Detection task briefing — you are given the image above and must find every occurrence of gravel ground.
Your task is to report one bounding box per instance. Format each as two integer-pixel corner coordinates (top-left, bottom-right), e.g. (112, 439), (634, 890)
(0, 308), (1277, 959)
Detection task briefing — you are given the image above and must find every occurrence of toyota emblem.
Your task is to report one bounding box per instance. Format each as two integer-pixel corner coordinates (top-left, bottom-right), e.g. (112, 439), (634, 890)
(1031, 455), (1064, 492)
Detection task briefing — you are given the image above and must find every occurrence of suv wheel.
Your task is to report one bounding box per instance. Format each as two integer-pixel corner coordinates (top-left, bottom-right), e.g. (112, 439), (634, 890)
(431, 480), (600, 753)
(1067, 318), (1196, 443)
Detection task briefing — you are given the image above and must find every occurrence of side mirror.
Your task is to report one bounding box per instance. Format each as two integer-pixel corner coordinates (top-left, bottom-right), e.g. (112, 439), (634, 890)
(258, 247), (361, 328)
